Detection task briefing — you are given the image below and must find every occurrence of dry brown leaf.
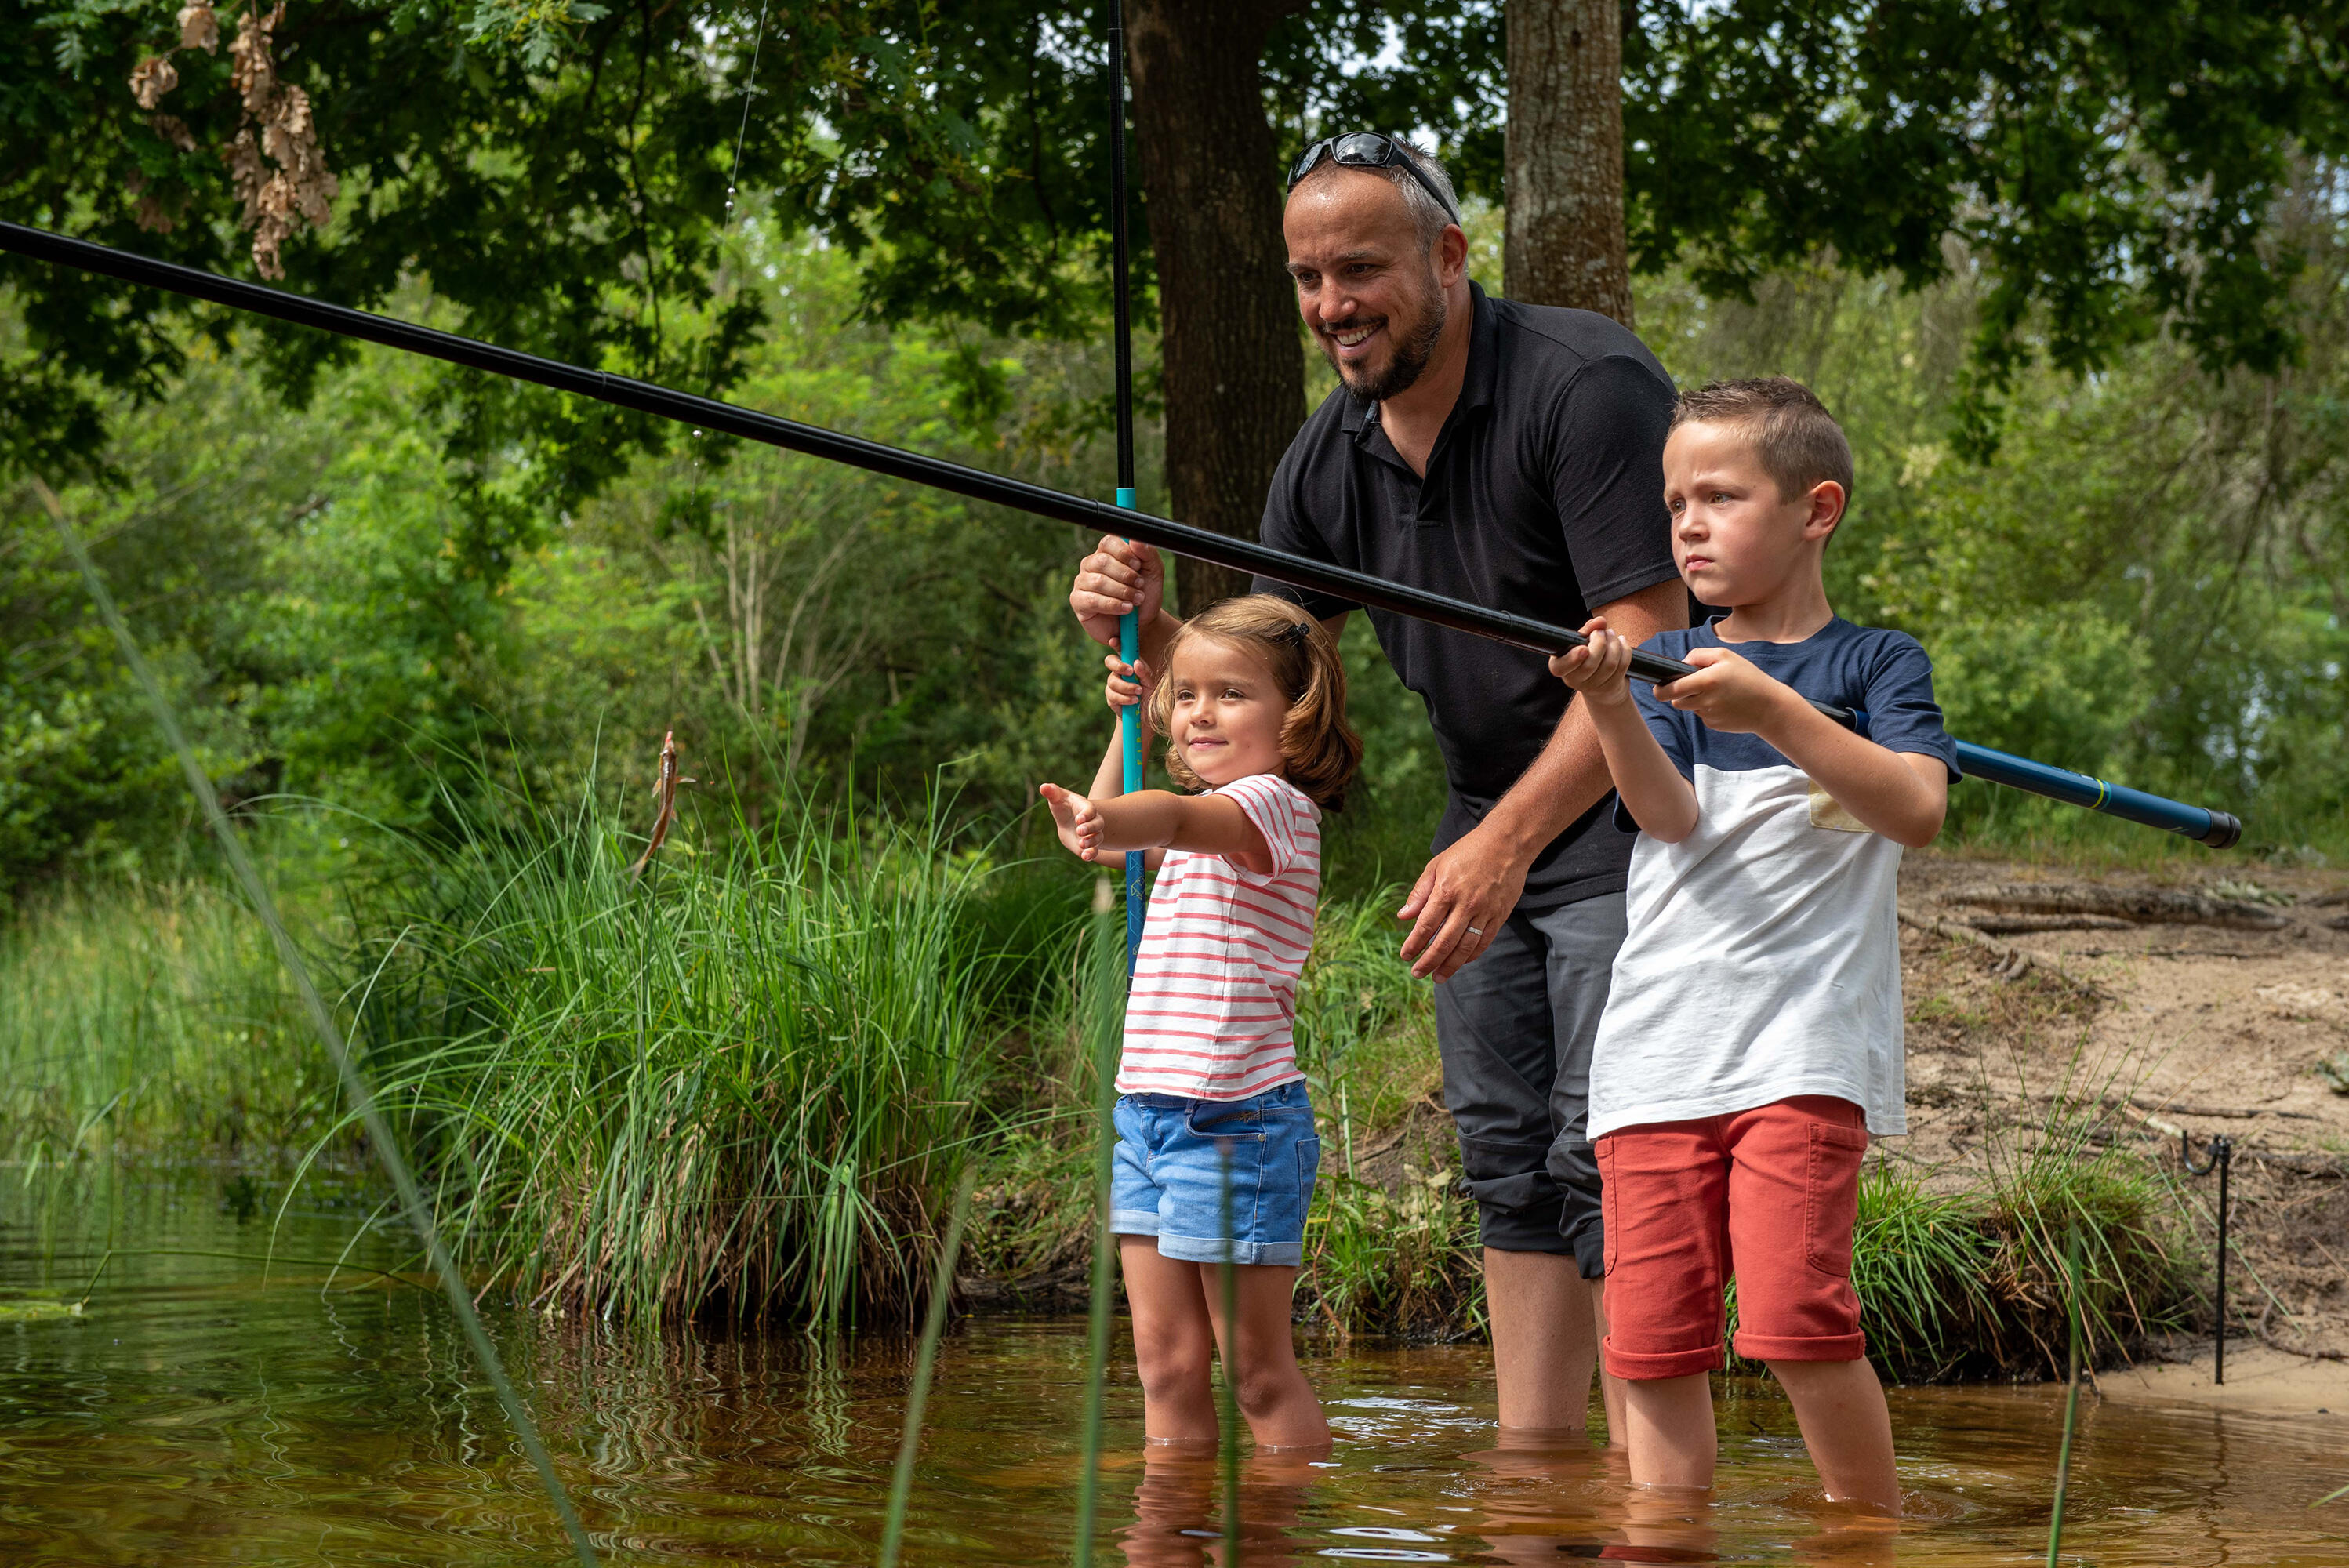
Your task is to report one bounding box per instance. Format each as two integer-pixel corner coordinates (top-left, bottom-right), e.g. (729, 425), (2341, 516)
(177, 0), (220, 52)
(148, 114), (198, 153)
(129, 56), (178, 111)
(146, 0), (332, 279)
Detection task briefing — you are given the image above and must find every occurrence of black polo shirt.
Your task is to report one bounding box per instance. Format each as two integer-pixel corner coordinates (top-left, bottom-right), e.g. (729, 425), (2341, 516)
(1251, 282), (1679, 911)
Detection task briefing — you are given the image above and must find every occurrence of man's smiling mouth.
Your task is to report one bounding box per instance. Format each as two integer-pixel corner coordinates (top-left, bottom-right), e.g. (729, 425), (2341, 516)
(1327, 321), (1381, 350)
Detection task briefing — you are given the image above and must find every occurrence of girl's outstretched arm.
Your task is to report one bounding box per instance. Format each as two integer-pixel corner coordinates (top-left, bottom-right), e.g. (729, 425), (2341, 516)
(1037, 776), (1273, 875)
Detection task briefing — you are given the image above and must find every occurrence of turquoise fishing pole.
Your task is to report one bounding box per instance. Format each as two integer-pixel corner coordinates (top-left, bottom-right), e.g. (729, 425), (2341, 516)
(1108, 2), (1144, 972)
(1073, 19), (1141, 1566)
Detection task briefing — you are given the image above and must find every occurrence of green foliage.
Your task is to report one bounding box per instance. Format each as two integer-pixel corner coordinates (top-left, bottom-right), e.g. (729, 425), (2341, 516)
(350, 776), (1043, 1323)
(0, 873), (333, 1161)
(5, 0), (789, 514)
(1644, 177), (2349, 856)
(1625, 2), (2349, 444)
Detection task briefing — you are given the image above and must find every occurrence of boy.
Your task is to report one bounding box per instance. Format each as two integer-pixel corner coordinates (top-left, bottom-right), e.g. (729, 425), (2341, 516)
(1549, 377), (1957, 1514)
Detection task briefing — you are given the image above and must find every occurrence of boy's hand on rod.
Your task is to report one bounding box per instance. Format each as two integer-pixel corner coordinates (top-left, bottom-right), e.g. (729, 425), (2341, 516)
(1651, 647), (1803, 735)
(1547, 616), (1635, 704)
(1038, 782), (1105, 862)
(1104, 653), (1154, 717)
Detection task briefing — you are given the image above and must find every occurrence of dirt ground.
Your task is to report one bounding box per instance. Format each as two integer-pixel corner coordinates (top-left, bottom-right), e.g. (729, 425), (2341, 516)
(1893, 851), (2349, 1392)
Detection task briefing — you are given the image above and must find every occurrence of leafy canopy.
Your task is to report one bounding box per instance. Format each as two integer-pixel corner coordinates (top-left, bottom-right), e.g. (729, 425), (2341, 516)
(5, 0), (2344, 499)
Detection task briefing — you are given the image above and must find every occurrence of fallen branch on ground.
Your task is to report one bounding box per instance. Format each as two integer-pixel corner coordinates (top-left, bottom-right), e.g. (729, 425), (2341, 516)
(1946, 882), (2289, 930)
(2258, 1302), (2349, 1362)
(1899, 907), (2109, 997)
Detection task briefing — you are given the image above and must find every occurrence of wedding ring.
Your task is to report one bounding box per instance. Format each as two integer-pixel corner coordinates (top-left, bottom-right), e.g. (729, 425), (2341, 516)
(1466, 925), (1483, 937)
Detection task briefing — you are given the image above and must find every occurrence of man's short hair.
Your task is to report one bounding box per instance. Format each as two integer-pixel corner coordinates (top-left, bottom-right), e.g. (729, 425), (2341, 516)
(1290, 139), (1460, 253)
(1672, 377), (1855, 506)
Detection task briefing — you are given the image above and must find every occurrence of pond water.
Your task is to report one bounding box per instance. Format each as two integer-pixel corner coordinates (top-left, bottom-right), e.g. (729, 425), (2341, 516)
(2, 1172), (2344, 1565)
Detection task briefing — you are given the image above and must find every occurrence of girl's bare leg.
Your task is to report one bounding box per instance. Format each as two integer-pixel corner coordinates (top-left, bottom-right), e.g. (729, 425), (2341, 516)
(1120, 1236), (1219, 1443)
(1200, 1261), (1329, 1448)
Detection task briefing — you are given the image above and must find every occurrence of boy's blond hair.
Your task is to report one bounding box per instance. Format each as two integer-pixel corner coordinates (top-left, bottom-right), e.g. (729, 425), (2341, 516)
(1672, 376), (1853, 510)
(1148, 595), (1363, 811)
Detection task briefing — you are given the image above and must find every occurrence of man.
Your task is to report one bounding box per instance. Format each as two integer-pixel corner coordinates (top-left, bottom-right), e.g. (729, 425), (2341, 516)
(1069, 134), (1685, 1434)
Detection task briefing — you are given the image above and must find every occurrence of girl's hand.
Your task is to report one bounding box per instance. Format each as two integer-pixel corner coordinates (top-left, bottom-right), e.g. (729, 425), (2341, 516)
(1038, 782), (1105, 862)
(1547, 616), (1635, 706)
(1103, 654), (1154, 716)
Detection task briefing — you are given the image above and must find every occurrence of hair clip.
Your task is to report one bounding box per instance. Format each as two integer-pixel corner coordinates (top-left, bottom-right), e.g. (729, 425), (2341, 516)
(1276, 621), (1316, 648)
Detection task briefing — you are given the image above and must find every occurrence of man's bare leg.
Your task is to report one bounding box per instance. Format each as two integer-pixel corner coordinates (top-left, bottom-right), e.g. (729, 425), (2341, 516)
(1486, 1247), (1612, 1433)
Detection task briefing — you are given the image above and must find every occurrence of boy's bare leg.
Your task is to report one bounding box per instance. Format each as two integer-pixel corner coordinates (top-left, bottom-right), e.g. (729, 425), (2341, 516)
(1120, 1237), (1219, 1443)
(1486, 1249), (1609, 1433)
(1588, 1276), (1626, 1443)
(1620, 1373), (1715, 1490)
(1200, 1262), (1330, 1448)
(1770, 1359), (1901, 1514)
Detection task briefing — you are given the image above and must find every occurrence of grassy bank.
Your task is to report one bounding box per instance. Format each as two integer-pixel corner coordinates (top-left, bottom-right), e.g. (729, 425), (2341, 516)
(0, 877), (333, 1164)
(0, 795), (2198, 1374)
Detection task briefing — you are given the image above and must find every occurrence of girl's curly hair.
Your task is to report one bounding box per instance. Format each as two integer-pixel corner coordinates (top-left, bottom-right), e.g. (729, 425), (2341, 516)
(1146, 594), (1364, 811)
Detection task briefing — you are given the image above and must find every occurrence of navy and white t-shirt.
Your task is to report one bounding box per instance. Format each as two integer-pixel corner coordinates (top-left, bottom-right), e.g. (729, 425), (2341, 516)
(1587, 617), (1961, 1140)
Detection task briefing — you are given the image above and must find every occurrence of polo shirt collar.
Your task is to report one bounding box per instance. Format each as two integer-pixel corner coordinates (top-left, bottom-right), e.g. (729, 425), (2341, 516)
(1342, 280), (1497, 441)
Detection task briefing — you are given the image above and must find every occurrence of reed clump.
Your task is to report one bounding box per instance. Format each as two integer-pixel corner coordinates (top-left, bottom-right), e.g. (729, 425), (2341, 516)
(350, 780), (1063, 1326)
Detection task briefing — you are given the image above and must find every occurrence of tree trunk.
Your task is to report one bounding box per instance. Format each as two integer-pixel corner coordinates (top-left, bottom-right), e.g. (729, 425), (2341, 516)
(1124, 0), (1307, 614)
(1505, 0), (1633, 325)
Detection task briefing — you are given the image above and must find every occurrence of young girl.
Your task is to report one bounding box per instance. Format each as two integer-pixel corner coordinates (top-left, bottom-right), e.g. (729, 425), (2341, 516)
(1038, 594), (1363, 1450)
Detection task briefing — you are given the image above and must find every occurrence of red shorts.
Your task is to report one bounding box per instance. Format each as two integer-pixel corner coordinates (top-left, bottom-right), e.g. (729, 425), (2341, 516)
(1596, 1095), (1870, 1381)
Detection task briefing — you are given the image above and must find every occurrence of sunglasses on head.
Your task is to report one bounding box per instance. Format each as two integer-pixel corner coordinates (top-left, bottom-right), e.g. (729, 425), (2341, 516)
(1287, 132), (1461, 226)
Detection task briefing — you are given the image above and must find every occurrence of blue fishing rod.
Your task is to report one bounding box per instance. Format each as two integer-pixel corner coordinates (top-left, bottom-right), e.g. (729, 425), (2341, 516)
(0, 220), (2241, 849)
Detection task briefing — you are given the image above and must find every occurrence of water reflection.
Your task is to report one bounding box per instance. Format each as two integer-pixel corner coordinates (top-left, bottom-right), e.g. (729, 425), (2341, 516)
(2, 1171), (2346, 1564)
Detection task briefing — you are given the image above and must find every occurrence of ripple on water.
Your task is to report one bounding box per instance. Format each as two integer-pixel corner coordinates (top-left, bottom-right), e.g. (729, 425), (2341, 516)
(5, 1178), (2349, 1565)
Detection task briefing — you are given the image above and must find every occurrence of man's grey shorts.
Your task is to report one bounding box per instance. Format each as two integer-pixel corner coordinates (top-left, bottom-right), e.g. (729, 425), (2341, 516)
(1436, 891), (1628, 1279)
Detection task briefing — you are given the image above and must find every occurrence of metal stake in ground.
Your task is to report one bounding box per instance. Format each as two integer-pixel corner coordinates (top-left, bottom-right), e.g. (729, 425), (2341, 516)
(2183, 1131), (2235, 1385)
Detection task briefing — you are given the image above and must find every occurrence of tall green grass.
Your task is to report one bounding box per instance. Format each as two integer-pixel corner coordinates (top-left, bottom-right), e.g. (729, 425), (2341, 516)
(0, 877), (331, 1163)
(347, 780), (1070, 1325)
(0, 789), (2196, 1365)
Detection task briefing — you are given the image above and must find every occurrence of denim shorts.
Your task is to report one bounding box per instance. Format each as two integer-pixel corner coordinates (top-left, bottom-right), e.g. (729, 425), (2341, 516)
(1110, 1080), (1320, 1267)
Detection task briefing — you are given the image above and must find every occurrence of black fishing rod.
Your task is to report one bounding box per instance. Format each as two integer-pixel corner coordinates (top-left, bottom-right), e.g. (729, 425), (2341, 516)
(1106, 0), (1145, 972)
(0, 220), (2242, 848)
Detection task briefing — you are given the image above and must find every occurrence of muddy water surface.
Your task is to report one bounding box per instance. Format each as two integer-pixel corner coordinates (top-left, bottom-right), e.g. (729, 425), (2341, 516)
(2, 1175), (2344, 1565)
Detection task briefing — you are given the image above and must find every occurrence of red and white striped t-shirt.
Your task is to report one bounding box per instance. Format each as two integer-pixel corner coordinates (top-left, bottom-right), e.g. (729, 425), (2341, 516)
(1119, 772), (1323, 1100)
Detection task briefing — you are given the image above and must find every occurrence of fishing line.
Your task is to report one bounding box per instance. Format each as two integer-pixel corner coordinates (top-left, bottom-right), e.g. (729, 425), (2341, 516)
(2045, 1223), (2085, 1566)
(1071, 887), (1126, 1568)
(878, 1167), (977, 1568)
(34, 478), (604, 1568)
(688, 0), (772, 539)
(724, 0), (772, 221)
(1076, 14), (1145, 1556)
